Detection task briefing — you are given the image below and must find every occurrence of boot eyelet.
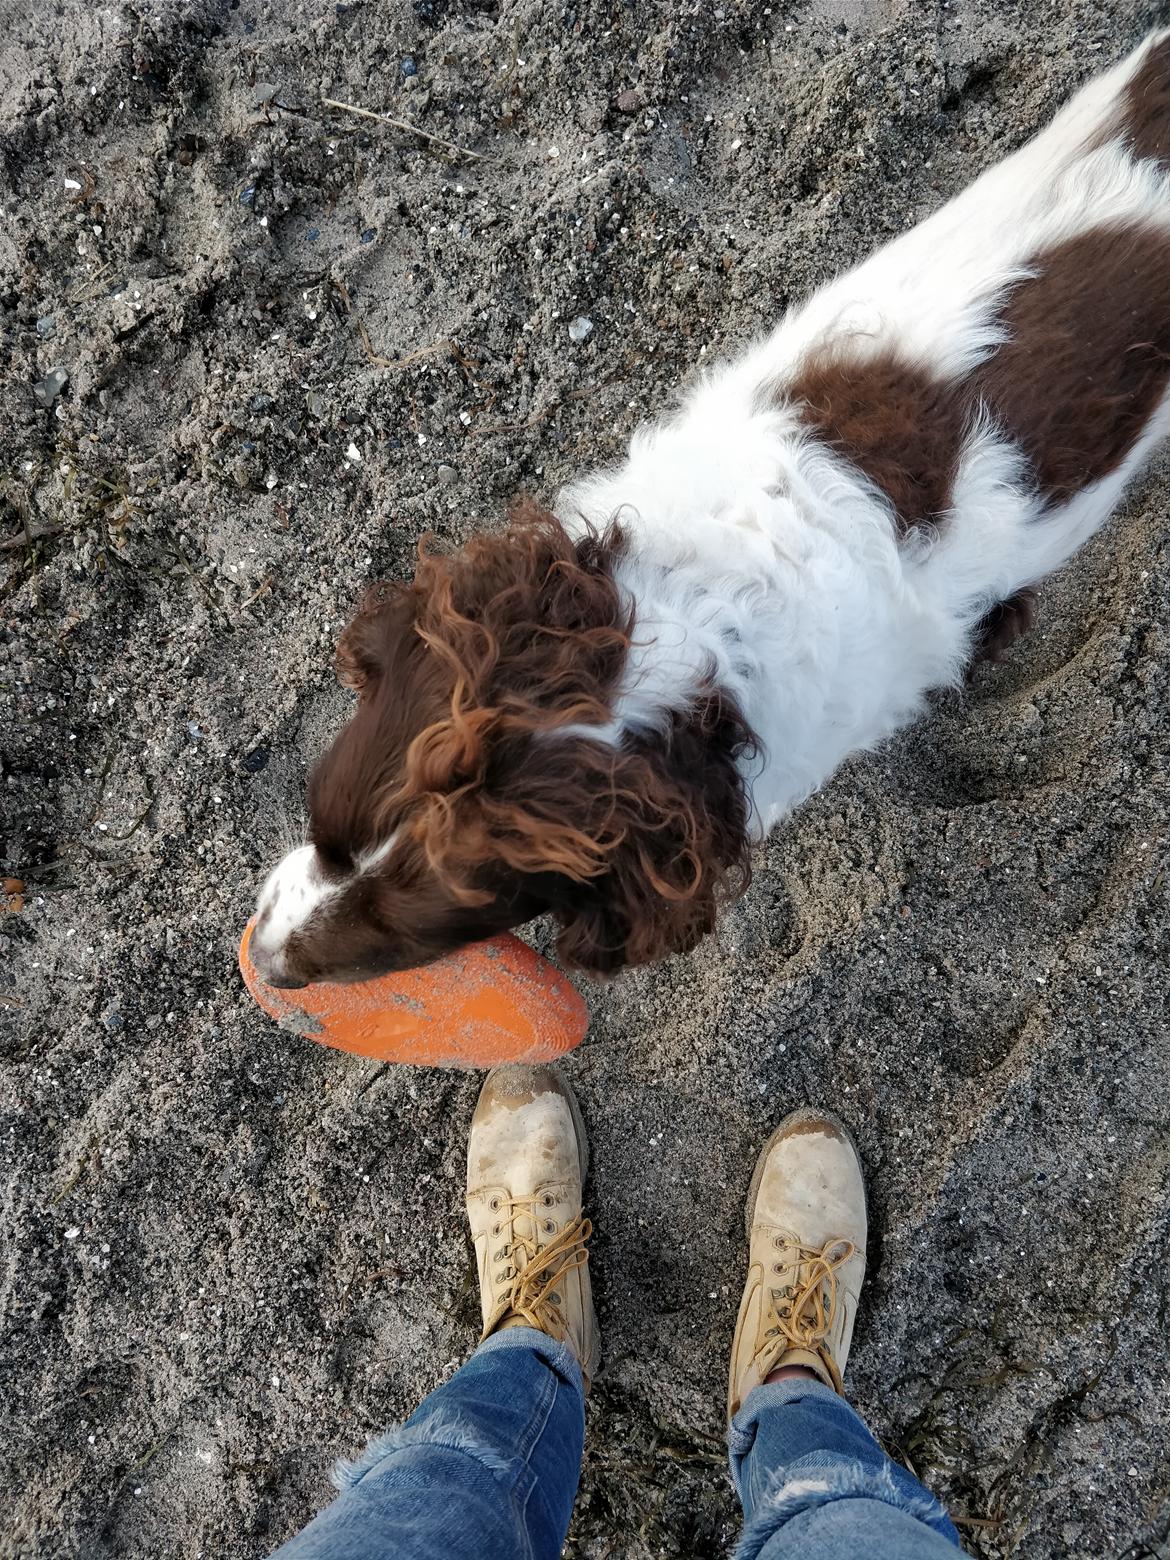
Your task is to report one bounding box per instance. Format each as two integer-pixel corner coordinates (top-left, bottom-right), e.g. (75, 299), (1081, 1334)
(489, 1196), (501, 1212)
(772, 1264), (782, 1274)
(544, 1221), (556, 1234)
(492, 1224), (501, 1236)
(541, 1194), (555, 1208)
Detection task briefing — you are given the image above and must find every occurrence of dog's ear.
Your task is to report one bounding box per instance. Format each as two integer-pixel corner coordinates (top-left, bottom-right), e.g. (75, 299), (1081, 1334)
(547, 706), (755, 973)
(551, 855), (719, 974)
(335, 584), (413, 697)
(575, 693), (755, 973)
(406, 691), (756, 975)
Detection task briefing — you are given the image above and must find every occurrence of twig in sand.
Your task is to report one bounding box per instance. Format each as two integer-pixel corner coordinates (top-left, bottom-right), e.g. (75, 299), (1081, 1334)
(51, 1134), (99, 1206)
(233, 571), (277, 620)
(330, 278), (472, 373)
(1, 523), (69, 553)
(321, 97), (495, 163)
(4, 485), (45, 612)
(133, 1429), (174, 1473)
(87, 747), (117, 826)
(472, 387), (593, 438)
(100, 794), (154, 843)
(357, 319), (461, 372)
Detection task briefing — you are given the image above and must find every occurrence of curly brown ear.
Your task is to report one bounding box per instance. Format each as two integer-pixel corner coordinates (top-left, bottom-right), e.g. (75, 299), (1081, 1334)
(547, 692), (756, 974)
(335, 584), (411, 696)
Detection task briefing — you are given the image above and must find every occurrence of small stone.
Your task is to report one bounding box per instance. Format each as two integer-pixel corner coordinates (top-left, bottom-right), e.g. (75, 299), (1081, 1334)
(568, 315), (593, 344)
(34, 366), (69, 407)
(400, 56), (417, 77)
(616, 90), (642, 114)
(187, 721), (202, 741)
(305, 390), (327, 419)
(436, 463), (458, 487)
(36, 314), (56, 338)
(251, 81), (278, 107)
(305, 226), (320, 243)
(345, 441), (362, 463)
(360, 227), (376, 243)
(102, 1010), (124, 1031)
(242, 746), (270, 774)
(239, 184), (257, 207)
(248, 393), (275, 413)
(64, 1227), (80, 1240)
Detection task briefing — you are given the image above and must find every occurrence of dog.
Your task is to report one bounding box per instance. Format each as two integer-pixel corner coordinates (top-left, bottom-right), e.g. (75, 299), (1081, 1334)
(251, 32), (1170, 988)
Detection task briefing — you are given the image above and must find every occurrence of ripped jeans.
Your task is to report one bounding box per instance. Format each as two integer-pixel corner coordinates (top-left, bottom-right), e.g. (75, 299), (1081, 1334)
(271, 1328), (962, 1559)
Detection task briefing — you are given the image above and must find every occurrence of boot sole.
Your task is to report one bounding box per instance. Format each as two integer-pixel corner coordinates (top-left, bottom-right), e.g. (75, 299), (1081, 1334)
(743, 1105), (867, 1240)
(550, 1062), (590, 1186)
(546, 1064), (600, 1384)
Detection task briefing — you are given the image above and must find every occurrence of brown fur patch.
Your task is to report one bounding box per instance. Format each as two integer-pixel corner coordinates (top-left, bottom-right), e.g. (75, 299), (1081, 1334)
(972, 222), (1170, 502)
(1116, 33), (1170, 166)
(787, 350), (967, 532)
(787, 220), (1170, 525)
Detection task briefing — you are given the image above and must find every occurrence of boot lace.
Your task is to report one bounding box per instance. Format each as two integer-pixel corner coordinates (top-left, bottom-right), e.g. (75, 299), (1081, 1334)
(483, 1194), (590, 1342)
(759, 1236), (855, 1393)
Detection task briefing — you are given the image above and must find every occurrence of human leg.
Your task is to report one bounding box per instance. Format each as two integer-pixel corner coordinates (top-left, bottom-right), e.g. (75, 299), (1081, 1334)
(273, 1064), (598, 1560)
(727, 1109), (961, 1559)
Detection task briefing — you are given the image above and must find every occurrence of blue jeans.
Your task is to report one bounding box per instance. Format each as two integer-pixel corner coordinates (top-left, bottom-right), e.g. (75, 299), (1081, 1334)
(273, 1330), (962, 1559)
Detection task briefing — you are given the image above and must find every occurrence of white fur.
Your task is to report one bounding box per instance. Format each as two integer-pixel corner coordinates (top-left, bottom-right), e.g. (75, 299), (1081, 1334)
(251, 833), (401, 981)
(251, 844), (339, 981)
(559, 31), (1170, 835)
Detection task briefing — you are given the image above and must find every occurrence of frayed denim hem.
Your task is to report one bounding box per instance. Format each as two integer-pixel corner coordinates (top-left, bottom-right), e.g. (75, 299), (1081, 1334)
(331, 1327), (582, 1493)
(727, 1377), (843, 1457)
(474, 1326), (584, 1394)
(332, 1410), (516, 1491)
(731, 1460), (959, 1559)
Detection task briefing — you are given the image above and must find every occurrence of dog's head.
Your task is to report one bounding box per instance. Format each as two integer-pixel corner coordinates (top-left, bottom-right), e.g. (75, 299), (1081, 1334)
(249, 503), (755, 986)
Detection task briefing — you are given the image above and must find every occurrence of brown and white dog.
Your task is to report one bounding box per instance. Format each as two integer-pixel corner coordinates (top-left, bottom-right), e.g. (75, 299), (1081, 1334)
(251, 33), (1170, 987)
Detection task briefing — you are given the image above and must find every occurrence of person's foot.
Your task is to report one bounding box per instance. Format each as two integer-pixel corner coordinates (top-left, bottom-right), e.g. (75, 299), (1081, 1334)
(467, 1064), (600, 1387)
(728, 1107), (867, 1418)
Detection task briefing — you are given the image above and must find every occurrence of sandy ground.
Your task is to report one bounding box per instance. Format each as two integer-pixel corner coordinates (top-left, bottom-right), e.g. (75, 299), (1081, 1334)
(3, 1), (1169, 1556)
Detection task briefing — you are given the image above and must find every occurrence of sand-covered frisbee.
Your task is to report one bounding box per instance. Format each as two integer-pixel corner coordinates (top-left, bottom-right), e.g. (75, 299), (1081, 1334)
(238, 920), (588, 1068)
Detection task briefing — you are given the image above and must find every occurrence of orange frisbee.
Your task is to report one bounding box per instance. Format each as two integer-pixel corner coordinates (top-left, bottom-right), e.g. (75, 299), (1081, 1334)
(238, 920), (588, 1068)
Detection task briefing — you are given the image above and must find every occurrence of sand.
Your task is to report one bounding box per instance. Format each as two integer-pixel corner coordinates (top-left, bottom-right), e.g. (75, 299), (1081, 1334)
(2, 1), (1168, 1555)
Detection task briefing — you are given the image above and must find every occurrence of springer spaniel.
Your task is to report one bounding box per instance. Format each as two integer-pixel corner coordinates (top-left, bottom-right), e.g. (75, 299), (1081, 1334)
(251, 32), (1170, 987)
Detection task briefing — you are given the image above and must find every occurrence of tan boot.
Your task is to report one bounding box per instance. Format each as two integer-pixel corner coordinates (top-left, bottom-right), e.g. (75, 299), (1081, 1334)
(466, 1064), (600, 1387)
(728, 1107), (867, 1419)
